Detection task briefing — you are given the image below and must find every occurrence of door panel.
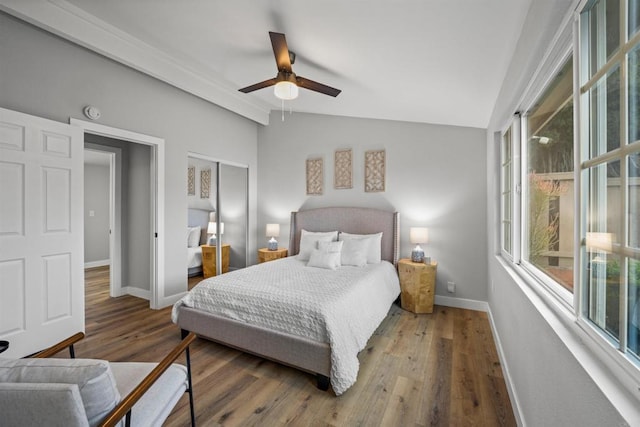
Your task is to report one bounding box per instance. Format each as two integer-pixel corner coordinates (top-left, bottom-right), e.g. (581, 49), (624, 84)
(0, 107), (84, 357)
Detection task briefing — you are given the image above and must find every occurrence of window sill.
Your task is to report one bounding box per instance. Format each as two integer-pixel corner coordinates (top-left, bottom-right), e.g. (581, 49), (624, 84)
(494, 255), (640, 424)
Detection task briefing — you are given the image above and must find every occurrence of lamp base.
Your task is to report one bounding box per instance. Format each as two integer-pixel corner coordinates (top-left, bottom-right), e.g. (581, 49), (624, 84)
(268, 238), (278, 251)
(411, 248), (424, 263)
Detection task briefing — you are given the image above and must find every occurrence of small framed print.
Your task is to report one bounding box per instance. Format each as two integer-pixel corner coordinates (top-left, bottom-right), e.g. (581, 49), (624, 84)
(365, 149), (385, 192)
(306, 157), (323, 195)
(334, 149), (353, 189)
(200, 168), (211, 198)
(187, 166), (195, 195)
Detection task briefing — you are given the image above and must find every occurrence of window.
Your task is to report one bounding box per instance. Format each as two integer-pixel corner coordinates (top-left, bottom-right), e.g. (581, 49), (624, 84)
(524, 57), (575, 294)
(501, 126), (514, 256)
(497, 0), (640, 374)
(580, 0), (640, 361)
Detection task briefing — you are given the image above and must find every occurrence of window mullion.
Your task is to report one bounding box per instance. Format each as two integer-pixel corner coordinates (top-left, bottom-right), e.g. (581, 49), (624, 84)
(591, 3), (608, 325)
(513, 116), (522, 263)
(619, 3), (629, 350)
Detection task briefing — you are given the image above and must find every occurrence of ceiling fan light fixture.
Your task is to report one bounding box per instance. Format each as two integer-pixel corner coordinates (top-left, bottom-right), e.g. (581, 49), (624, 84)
(274, 80), (299, 100)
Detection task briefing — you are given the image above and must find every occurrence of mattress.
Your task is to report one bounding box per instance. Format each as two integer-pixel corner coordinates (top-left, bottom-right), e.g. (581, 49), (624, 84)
(172, 256), (400, 395)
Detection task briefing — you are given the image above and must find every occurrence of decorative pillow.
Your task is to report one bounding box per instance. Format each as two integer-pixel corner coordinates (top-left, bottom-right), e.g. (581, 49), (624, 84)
(187, 226), (201, 248)
(339, 232), (383, 264)
(0, 358), (120, 426)
(340, 238), (368, 267)
(307, 241), (343, 270)
(297, 230), (339, 261)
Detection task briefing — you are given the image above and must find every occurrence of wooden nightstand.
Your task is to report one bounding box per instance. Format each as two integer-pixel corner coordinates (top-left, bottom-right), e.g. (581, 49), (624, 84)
(258, 248), (288, 263)
(201, 244), (230, 278)
(397, 258), (438, 314)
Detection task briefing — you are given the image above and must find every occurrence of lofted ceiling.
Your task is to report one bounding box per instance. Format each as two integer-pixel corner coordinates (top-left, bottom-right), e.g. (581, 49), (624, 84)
(2, 0), (533, 128)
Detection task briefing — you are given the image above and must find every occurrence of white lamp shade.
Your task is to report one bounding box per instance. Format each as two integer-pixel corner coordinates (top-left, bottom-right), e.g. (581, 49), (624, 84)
(410, 227), (429, 244)
(266, 223), (280, 237)
(207, 222), (224, 235)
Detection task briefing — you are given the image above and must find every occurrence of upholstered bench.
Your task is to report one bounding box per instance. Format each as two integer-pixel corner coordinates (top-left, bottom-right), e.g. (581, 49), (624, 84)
(0, 332), (195, 427)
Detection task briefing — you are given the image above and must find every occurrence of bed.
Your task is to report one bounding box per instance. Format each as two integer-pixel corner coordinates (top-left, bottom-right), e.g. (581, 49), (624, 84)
(172, 207), (400, 395)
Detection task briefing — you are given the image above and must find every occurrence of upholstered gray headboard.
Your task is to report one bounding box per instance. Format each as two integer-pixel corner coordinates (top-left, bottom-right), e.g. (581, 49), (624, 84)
(289, 207), (399, 264)
(188, 208), (212, 245)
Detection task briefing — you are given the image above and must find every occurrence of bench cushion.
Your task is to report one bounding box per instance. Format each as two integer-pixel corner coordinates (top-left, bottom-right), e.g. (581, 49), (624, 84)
(0, 358), (120, 426)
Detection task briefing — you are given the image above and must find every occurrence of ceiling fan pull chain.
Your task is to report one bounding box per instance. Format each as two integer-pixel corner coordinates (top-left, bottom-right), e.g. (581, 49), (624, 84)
(281, 98), (285, 122)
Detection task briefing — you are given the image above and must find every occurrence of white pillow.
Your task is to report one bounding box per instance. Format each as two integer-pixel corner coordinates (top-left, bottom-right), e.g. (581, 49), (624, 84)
(340, 238), (368, 267)
(297, 229), (339, 261)
(339, 232), (383, 264)
(187, 226), (201, 248)
(307, 240), (343, 270)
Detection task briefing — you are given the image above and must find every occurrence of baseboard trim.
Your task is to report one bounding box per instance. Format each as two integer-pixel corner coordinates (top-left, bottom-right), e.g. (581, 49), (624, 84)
(486, 307), (526, 427)
(84, 259), (110, 269)
(434, 295), (489, 312)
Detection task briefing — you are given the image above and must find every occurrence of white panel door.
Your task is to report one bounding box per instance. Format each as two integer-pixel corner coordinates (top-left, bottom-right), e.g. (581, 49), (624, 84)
(0, 107), (84, 357)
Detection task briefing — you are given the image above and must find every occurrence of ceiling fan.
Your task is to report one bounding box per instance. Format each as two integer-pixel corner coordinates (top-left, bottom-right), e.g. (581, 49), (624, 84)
(239, 32), (341, 100)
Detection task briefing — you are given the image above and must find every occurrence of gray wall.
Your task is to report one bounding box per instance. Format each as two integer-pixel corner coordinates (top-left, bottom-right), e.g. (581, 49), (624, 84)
(127, 143), (151, 290)
(486, 0), (628, 424)
(258, 111), (488, 302)
(0, 12), (259, 302)
(84, 163), (110, 264)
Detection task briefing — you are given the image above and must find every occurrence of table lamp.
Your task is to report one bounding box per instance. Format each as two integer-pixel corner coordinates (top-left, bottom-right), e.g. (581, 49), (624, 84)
(410, 227), (428, 262)
(207, 221), (224, 245)
(266, 223), (280, 250)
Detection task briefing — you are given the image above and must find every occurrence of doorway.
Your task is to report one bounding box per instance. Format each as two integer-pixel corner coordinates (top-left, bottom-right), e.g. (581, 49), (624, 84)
(83, 148), (113, 270)
(72, 118), (165, 309)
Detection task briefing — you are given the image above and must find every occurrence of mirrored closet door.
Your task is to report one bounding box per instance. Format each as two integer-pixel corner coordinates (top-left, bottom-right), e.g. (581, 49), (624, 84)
(187, 155), (248, 280)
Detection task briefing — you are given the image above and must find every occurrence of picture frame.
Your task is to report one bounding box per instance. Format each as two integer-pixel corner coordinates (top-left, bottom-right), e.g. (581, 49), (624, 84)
(200, 168), (211, 198)
(306, 157), (323, 195)
(187, 166), (195, 195)
(364, 149), (385, 192)
(334, 149), (353, 189)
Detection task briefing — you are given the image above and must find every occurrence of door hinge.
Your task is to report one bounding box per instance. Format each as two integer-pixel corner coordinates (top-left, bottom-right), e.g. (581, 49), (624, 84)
(155, 232), (158, 238)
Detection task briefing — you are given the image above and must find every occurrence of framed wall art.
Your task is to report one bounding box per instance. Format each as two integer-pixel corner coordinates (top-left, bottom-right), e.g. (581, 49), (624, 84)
(306, 157), (323, 195)
(364, 149), (385, 192)
(187, 166), (195, 195)
(200, 168), (211, 198)
(334, 149), (353, 189)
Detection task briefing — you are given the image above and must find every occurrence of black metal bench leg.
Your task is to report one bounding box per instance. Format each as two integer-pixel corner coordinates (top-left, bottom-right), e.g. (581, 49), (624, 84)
(185, 337), (196, 427)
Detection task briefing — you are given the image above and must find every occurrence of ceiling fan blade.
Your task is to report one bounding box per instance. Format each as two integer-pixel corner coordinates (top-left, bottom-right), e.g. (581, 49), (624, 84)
(238, 78), (278, 93)
(269, 31), (292, 73)
(296, 76), (341, 97)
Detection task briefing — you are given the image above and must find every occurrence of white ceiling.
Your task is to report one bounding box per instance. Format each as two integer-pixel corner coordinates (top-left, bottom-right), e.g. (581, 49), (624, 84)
(6, 0), (533, 128)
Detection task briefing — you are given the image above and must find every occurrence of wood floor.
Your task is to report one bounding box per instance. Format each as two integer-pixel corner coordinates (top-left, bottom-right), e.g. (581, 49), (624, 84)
(74, 266), (516, 426)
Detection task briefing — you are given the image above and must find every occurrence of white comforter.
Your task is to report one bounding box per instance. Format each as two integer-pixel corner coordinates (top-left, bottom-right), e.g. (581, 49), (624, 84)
(172, 256), (400, 395)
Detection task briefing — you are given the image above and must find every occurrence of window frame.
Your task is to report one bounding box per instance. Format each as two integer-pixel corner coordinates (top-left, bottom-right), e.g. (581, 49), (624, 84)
(497, 0), (640, 394)
(576, 0), (640, 369)
(500, 119), (519, 261)
(519, 48), (577, 309)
